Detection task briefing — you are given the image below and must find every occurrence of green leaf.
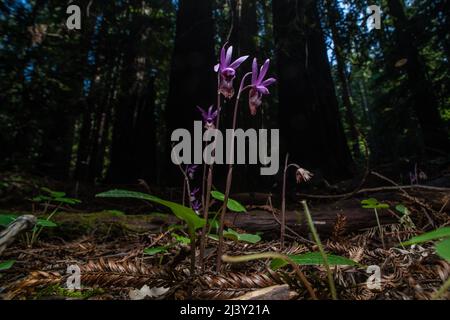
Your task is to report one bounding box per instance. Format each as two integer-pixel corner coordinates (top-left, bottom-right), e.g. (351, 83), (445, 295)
(31, 195), (52, 202)
(36, 219), (58, 227)
(211, 191), (246, 212)
(172, 233), (191, 244)
(143, 246), (169, 256)
(436, 238), (450, 262)
(41, 187), (66, 198)
(235, 233), (261, 244)
(395, 204), (409, 215)
(361, 198), (389, 209)
(208, 234), (219, 241)
(96, 190), (205, 233)
(208, 218), (219, 231)
(0, 214), (18, 226)
(401, 227), (450, 246)
(54, 197), (81, 205)
(223, 228), (261, 244)
(270, 252), (359, 270)
(0, 260), (15, 271)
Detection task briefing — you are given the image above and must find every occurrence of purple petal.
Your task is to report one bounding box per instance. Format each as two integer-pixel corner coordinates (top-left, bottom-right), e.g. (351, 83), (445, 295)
(252, 58), (258, 84)
(256, 85), (270, 95)
(225, 46), (233, 66)
(196, 106), (207, 119)
(220, 46), (226, 64)
(214, 63), (220, 72)
(261, 77), (276, 87)
(258, 59), (270, 83)
(229, 55), (249, 70)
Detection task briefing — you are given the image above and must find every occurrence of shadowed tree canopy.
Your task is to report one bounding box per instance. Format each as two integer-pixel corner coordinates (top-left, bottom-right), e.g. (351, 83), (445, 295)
(0, 0), (448, 188)
(273, 0), (354, 180)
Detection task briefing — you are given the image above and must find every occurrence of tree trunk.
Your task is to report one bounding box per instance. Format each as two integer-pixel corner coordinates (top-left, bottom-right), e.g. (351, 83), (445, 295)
(325, 0), (361, 158)
(165, 0), (216, 184)
(107, 3), (157, 184)
(273, 0), (353, 181)
(387, 0), (449, 153)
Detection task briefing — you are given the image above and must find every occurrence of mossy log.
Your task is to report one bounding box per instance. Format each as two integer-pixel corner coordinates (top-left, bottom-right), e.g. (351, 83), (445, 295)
(43, 207), (394, 240)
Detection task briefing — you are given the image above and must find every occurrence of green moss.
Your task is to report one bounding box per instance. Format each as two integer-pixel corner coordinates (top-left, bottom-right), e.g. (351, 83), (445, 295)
(35, 285), (104, 299)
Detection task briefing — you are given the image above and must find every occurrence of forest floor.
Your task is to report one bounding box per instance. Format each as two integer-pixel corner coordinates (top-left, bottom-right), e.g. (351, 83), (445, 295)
(0, 168), (449, 300)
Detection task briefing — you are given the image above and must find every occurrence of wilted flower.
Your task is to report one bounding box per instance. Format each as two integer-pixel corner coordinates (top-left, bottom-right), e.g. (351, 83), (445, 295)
(197, 105), (218, 129)
(214, 45), (249, 99)
(296, 168), (313, 184)
(249, 58), (276, 116)
(418, 170), (427, 181)
(186, 165), (198, 180)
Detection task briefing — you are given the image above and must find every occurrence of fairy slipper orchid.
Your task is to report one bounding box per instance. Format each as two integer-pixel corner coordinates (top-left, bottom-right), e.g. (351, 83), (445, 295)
(196, 105), (218, 129)
(249, 58), (276, 116)
(214, 45), (249, 99)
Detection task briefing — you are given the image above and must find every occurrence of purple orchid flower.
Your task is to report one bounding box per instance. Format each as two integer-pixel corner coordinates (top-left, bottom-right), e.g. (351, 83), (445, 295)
(190, 187), (200, 202)
(197, 105), (218, 129)
(249, 58), (276, 116)
(186, 165), (198, 180)
(192, 200), (202, 213)
(214, 45), (249, 99)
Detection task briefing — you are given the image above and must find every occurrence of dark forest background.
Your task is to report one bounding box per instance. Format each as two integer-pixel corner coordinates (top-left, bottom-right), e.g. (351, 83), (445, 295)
(1, 0), (449, 193)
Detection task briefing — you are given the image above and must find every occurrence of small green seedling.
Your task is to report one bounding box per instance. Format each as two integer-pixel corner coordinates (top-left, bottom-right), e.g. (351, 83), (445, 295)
(27, 187), (81, 246)
(361, 198), (389, 249)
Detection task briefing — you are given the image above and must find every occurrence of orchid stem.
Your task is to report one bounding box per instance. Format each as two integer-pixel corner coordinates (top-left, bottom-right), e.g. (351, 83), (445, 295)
(216, 72), (252, 272)
(199, 73), (223, 270)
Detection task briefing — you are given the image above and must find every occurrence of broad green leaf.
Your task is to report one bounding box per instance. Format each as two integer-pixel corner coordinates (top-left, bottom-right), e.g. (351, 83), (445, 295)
(224, 228), (261, 244)
(211, 191), (246, 212)
(96, 190), (205, 233)
(270, 252), (358, 270)
(0, 214), (18, 226)
(143, 246), (168, 255)
(36, 219), (57, 228)
(235, 233), (261, 244)
(172, 233), (191, 244)
(401, 227), (450, 246)
(0, 260), (15, 271)
(436, 238), (450, 262)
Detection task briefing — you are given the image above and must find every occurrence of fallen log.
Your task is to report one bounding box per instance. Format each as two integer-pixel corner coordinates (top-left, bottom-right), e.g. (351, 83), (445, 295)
(225, 206), (396, 239)
(40, 205), (397, 240)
